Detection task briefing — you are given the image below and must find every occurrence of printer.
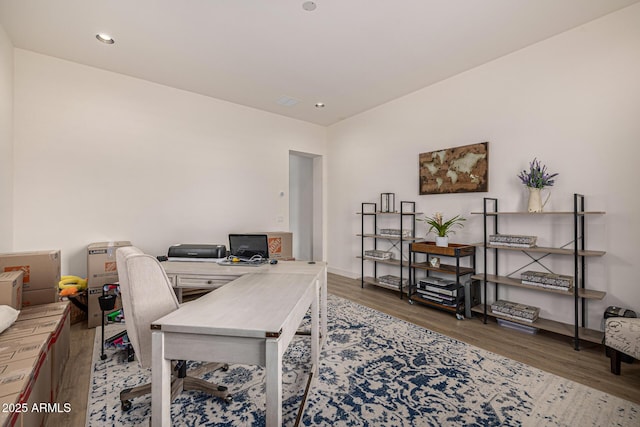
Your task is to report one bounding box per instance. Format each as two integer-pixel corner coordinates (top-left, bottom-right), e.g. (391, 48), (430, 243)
(167, 244), (227, 260)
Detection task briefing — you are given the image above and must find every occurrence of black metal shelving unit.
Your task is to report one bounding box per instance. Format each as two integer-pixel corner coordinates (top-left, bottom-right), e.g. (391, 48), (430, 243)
(471, 194), (606, 350)
(358, 200), (420, 299)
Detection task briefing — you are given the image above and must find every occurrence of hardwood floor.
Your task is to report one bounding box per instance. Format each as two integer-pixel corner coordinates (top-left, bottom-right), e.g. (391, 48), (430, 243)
(46, 273), (640, 426)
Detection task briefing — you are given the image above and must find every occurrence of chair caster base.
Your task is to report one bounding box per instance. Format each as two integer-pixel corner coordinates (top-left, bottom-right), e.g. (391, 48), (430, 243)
(121, 400), (132, 412)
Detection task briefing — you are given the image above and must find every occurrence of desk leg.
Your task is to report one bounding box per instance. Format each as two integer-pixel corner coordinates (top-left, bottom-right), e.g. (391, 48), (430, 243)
(319, 269), (327, 346)
(311, 279), (320, 369)
(265, 337), (282, 427)
(152, 331), (172, 427)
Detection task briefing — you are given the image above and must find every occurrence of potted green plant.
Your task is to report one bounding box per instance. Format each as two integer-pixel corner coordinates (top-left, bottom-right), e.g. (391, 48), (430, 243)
(419, 212), (466, 247)
(517, 158), (558, 212)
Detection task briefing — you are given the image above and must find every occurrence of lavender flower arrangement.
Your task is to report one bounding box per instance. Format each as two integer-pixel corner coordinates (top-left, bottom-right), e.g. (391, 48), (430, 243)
(517, 158), (558, 189)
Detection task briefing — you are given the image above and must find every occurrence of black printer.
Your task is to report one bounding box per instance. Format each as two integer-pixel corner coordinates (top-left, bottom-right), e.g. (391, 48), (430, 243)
(167, 244), (227, 260)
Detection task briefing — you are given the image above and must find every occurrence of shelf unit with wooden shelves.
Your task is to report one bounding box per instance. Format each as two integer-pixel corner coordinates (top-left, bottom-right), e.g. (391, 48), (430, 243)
(471, 194), (606, 349)
(357, 201), (420, 298)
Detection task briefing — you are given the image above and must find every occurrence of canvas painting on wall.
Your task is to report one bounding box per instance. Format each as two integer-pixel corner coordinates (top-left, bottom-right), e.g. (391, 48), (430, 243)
(419, 142), (488, 195)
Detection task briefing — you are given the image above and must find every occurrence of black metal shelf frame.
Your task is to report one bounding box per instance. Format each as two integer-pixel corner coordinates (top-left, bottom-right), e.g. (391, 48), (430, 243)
(479, 193), (597, 350)
(360, 200), (417, 298)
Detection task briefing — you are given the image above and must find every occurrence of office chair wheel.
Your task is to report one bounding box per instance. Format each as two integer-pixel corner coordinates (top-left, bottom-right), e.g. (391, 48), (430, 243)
(121, 400), (132, 412)
(224, 395), (233, 404)
(222, 364), (229, 371)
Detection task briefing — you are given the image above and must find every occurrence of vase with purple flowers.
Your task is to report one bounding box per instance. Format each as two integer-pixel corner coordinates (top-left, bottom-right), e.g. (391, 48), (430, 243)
(517, 158), (558, 212)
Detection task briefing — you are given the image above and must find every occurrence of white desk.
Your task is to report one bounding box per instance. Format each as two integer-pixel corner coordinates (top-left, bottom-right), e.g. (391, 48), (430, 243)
(152, 266), (325, 426)
(162, 260), (328, 342)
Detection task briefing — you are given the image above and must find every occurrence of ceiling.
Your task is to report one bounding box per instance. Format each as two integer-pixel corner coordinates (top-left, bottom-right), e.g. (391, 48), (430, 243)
(1, 0), (638, 126)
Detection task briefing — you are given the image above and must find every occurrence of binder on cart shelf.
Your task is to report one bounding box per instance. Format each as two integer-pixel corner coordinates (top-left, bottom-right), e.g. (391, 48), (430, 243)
(416, 289), (456, 301)
(418, 280), (460, 297)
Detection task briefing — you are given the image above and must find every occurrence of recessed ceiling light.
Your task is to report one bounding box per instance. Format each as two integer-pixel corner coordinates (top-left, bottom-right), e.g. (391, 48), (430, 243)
(302, 1), (317, 12)
(96, 33), (115, 44)
(315, 102), (325, 108)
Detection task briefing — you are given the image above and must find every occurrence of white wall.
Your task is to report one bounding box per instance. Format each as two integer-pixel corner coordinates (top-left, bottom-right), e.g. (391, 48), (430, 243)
(327, 4), (640, 329)
(13, 49), (327, 276)
(0, 25), (13, 252)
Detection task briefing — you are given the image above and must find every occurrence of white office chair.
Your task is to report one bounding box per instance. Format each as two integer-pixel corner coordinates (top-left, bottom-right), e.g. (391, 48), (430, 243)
(115, 246), (231, 411)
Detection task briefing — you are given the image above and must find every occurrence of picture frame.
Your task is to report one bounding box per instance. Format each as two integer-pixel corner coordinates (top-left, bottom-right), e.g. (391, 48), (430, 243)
(419, 142), (488, 195)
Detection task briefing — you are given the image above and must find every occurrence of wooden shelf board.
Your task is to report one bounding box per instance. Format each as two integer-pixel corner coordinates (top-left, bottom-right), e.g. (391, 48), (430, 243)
(358, 233), (420, 241)
(471, 305), (603, 344)
(362, 277), (407, 293)
(412, 262), (474, 276)
(358, 256), (409, 267)
(483, 244), (605, 257)
(470, 211), (605, 216)
(409, 294), (460, 313)
(470, 274), (606, 300)
(357, 211), (423, 215)
(410, 241), (476, 257)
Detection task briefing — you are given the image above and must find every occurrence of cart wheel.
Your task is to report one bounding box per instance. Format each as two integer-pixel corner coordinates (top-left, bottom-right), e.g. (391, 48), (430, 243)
(408, 299), (415, 305)
(456, 314), (464, 320)
(121, 400), (132, 412)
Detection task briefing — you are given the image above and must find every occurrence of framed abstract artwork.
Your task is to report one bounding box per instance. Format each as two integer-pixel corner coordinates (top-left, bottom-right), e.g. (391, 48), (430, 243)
(419, 142), (488, 195)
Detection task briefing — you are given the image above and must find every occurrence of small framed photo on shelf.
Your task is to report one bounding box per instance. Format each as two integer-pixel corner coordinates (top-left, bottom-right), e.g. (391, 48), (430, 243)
(380, 193), (396, 212)
(429, 257), (441, 268)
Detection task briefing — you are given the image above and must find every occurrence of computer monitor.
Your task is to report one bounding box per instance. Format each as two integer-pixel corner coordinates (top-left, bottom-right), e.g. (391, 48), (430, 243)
(228, 234), (269, 260)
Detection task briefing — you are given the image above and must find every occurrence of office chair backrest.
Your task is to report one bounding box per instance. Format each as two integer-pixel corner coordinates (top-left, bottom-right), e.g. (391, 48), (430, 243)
(116, 246), (179, 369)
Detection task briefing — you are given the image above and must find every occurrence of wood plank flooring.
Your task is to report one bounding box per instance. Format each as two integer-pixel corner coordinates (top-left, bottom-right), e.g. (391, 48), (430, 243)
(46, 273), (640, 426)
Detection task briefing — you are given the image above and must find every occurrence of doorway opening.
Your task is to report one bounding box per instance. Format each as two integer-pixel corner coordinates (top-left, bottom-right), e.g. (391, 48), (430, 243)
(289, 151), (323, 261)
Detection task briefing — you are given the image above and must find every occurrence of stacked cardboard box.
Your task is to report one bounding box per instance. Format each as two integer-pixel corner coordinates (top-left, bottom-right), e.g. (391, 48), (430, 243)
(87, 241), (131, 328)
(0, 250), (61, 308)
(0, 302), (70, 426)
(0, 271), (23, 309)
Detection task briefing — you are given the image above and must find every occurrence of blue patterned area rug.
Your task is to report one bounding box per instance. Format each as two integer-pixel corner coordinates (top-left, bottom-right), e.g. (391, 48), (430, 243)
(87, 295), (638, 426)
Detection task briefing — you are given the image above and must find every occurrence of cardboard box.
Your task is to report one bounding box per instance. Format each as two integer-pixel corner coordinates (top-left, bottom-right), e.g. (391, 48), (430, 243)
(0, 317), (60, 343)
(0, 333), (49, 365)
(87, 286), (122, 329)
(0, 354), (46, 398)
(17, 301), (68, 322)
(0, 250), (61, 291)
(48, 306), (70, 400)
(0, 305), (68, 427)
(0, 270), (23, 309)
(21, 288), (58, 308)
(0, 393), (20, 426)
(252, 232), (293, 260)
(87, 241), (131, 288)
(0, 353), (51, 427)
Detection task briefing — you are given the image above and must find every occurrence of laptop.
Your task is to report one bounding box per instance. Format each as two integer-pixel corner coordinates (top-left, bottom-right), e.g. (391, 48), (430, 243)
(221, 234), (269, 265)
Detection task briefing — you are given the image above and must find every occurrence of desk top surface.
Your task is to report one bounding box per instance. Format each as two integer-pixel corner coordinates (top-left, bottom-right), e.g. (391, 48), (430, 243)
(162, 260), (326, 277)
(152, 272), (320, 338)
